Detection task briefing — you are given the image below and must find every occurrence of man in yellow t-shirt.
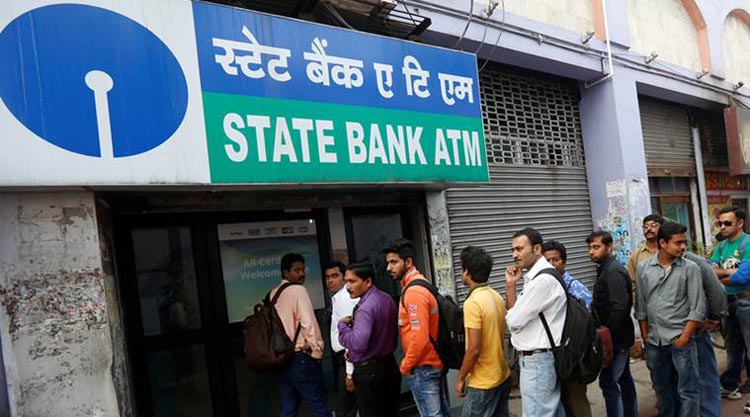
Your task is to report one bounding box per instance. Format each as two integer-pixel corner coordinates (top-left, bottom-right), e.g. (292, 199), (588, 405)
(454, 246), (511, 417)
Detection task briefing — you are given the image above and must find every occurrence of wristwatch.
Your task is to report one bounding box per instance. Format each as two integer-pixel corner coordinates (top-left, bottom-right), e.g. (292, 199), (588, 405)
(345, 374), (353, 380)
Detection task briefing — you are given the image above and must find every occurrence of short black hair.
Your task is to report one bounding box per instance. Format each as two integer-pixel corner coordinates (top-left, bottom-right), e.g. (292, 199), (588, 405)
(657, 221), (687, 243)
(542, 240), (567, 262)
(586, 230), (613, 245)
(324, 261), (346, 275)
(346, 261), (375, 281)
(512, 227), (543, 247)
(643, 214), (664, 225)
(460, 246), (493, 283)
(280, 253), (305, 273)
(720, 206), (747, 222)
(382, 238), (417, 263)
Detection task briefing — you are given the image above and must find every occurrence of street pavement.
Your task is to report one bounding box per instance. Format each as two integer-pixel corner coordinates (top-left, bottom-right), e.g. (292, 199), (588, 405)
(447, 342), (748, 416)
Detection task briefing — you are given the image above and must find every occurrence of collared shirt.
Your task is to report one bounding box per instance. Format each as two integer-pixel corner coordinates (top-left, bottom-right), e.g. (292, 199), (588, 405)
(506, 257), (566, 352)
(270, 280), (325, 359)
(338, 286), (397, 363)
(562, 271), (592, 310)
(330, 285), (359, 375)
(635, 255), (706, 345)
(627, 242), (658, 282)
(627, 242), (657, 299)
(397, 267), (443, 374)
(683, 252), (727, 320)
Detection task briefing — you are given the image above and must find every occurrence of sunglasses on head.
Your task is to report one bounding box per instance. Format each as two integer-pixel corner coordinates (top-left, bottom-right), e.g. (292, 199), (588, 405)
(716, 220), (734, 227)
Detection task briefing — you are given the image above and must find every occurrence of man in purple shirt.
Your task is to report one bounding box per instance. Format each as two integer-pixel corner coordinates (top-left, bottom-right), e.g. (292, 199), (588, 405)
(338, 261), (400, 417)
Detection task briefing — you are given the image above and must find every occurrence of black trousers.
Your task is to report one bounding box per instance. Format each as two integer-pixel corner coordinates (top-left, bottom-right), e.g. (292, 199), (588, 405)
(352, 354), (401, 417)
(333, 350), (358, 417)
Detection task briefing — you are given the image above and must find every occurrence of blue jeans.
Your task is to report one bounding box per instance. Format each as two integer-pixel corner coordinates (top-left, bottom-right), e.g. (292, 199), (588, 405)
(598, 342), (637, 417)
(721, 298), (750, 390)
(462, 379), (511, 417)
(405, 366), (452, 417)
(277, 353), (331, 417)
(695, 332), (720, 417)
(644, 340), (700, 417)
(519, 351), (564, 417)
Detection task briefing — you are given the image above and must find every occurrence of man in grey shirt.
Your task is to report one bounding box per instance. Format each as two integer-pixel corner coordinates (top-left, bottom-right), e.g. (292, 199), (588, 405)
(683, 251), (726, 417)
(636, 222), (705, 417)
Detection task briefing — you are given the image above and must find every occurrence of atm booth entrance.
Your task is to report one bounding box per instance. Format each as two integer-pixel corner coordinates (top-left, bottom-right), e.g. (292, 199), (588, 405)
(110, 192), (427, 417)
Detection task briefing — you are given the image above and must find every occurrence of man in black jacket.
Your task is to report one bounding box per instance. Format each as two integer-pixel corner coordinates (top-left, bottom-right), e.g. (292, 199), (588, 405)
(587, 231), (637, 417)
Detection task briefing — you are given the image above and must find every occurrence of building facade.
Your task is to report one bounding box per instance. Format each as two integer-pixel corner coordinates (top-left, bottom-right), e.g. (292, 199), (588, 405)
(0, 1), (748, 416)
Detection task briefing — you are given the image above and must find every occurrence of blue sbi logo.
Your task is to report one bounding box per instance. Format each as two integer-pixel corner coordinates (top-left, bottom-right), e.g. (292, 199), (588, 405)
(0, 4), (188, 158)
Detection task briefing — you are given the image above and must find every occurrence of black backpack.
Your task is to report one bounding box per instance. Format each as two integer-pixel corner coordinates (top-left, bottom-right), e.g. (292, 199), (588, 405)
(402, 279), (465, 370)
(538, 268), (603, 384)
(243, 283), (301, 372)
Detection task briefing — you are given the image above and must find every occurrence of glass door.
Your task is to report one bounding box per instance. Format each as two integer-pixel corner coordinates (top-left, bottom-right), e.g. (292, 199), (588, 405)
(119, 222), (222, 417)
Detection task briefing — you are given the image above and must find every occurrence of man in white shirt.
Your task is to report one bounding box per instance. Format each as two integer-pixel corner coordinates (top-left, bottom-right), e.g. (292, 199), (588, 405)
(505, 228), (567, 417)
(326, 261), (359, 417)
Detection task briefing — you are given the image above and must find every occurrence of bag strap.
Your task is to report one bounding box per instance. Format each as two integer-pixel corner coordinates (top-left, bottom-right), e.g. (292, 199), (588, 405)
(400, 278), (440, 348)
(265, 282), (303, 344)
(536, 267), (564, 349)
(401, 278), (438, 308)
(266, 282), (300, 305)
(538, 312), (556, 349)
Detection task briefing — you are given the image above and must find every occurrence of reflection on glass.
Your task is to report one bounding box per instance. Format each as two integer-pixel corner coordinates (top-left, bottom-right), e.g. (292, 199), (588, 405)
(132, 227), (202, 336)
(234, 334), (280, 416)
(348, 212), (410, 395)
(146, 344), (213, 417)
(350, 213), (403, 298)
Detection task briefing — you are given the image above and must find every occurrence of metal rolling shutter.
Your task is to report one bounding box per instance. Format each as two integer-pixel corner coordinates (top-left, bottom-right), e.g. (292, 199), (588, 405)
(694, 109), (728, 169)
(639, 98), (695, 177)
(446, 65), (596, 303)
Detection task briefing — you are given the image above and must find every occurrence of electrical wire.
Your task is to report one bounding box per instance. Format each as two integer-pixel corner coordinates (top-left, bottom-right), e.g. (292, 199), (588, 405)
(403, 0), (748, 101)
(479, 0), (505, 73)
(453, 0), (474, 48)
(322, 1), (354, 30)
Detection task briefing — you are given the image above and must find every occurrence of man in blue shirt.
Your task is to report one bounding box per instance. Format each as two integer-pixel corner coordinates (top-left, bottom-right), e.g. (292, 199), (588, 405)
(543, 240), (593, 417)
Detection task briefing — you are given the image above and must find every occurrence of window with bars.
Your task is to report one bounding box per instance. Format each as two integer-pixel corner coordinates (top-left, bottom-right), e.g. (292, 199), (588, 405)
(479, 66), (585, 167)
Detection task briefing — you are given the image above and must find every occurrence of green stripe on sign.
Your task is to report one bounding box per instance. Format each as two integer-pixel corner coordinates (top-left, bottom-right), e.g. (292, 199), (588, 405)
(202, 92), (489, 184)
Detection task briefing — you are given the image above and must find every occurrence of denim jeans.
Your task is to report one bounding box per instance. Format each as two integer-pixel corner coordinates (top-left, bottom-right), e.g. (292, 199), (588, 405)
(405, 366), (452, 417)
(644, 340), (700, 417)
(462, 379), (511, 417)
(598, 342), (637, 417)
(695, 332), (720, 417)
(720, 298), (750, 390)
(277, 353), (332, 417)
(519, 351), (564, 417)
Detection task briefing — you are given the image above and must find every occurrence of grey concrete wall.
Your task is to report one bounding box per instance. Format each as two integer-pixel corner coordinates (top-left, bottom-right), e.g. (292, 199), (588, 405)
(425, 190), (456, 298)
(579, 72), (652, 262)
(0, 192), (119, 417)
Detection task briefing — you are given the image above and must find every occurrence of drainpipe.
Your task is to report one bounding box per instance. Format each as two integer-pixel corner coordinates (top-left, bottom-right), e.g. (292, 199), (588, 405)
(692, 126), (711, 251)
(585, 0), (614, 89)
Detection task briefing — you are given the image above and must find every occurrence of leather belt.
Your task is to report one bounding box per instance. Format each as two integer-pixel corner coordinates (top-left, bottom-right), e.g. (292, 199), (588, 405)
(353, 355), (390, 369)
(728, 291), (750, 303)
(520, 348), (552, 356)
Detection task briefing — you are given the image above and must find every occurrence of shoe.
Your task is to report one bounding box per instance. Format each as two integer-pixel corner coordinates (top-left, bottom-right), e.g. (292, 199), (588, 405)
(721, 386), (742, 400)
(745, 400), (750, 414)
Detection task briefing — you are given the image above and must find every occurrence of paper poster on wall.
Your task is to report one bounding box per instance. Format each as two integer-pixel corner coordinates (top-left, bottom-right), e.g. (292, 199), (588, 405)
(218, 219), (324, 323)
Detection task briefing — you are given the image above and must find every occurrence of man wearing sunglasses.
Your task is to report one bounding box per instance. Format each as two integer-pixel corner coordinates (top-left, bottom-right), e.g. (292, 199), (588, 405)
(711, 206), (750, 400)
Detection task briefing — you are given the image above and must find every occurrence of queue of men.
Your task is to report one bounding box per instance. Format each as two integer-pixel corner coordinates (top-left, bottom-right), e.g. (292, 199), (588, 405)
(265, 206), (748, 417)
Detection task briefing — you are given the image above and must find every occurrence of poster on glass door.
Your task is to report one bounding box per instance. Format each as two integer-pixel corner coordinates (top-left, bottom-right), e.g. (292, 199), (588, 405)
(218, 219), (324, 323)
